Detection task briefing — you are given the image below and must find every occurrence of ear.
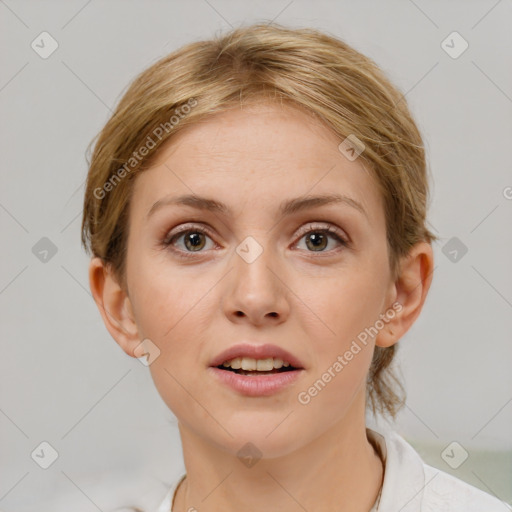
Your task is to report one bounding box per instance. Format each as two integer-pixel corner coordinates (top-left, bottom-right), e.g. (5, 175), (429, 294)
(88, 257), (142, 358)
(376, 241), (434, 348)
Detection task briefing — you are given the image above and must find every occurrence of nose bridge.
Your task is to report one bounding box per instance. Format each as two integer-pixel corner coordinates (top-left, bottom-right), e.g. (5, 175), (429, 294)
(234, 234), (279, 297)
(224, 234), (289, 322)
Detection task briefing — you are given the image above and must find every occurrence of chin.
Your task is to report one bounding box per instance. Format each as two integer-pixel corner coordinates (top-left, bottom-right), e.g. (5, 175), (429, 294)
(203, 413), (309, 459)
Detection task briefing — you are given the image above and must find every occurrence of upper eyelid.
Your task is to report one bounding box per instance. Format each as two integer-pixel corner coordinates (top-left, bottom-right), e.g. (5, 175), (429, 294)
(164, 222), (215, 241)
(295, 222), (346, 238)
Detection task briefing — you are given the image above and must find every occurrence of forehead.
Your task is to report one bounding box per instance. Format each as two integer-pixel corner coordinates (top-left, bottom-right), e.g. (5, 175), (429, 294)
(131, 102), (383, 222)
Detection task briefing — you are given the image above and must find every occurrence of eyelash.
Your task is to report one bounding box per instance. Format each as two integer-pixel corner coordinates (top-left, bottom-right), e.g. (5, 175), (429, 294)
(162, 223), (349, 260)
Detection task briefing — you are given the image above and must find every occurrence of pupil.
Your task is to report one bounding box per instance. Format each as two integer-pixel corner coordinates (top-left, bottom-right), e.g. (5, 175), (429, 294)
(186, 233), (205, 251)
(306, 233), (326, 251)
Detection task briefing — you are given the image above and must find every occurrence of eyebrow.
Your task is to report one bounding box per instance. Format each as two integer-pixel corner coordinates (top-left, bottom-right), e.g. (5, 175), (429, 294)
(146, 192), (368, 220)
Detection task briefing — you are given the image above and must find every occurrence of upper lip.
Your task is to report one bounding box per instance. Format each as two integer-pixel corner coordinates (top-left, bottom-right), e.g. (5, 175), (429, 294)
(210, 343), (305, 369)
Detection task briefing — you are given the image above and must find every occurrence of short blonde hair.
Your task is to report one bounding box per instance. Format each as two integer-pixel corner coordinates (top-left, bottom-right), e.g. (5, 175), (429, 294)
(81, 22), (437, 419)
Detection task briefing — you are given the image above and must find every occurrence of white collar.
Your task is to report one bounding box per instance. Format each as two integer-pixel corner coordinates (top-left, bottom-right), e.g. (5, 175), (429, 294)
(367, 427), (428, 512)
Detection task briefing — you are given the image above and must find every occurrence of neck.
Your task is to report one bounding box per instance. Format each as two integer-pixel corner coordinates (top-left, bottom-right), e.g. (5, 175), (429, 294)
(173, 392), (383, 512)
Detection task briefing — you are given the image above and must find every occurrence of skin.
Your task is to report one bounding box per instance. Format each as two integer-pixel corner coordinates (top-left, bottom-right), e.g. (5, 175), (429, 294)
(89, 102), (433, 512)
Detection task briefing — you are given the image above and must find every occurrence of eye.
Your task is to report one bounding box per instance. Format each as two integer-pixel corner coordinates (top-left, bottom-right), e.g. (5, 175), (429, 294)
(294, 223), (348, 253)
(162, 224), (216, 259)
(162, 222), (349, 260)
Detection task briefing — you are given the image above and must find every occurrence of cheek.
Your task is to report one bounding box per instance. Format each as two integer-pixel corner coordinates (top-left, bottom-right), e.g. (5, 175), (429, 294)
(296, 264), (387, 407)
(129, 261), (222, 380)
(300, 266), (388, 345)
(129, 252), (206, 334)
(296, 303), (376, 426)
(130, 268), (217, 419)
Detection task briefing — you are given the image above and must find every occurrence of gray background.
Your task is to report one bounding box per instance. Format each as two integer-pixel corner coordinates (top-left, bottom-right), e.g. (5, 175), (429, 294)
(1, 0), (511, 510)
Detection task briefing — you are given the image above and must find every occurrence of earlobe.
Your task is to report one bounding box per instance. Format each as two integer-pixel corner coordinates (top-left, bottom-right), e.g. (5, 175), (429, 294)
(88, 257), (141, 357)
(376, 242), (434, 348)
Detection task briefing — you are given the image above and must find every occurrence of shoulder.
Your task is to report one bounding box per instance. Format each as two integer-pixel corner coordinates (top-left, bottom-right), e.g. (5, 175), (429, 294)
(367, 427), (509, 512)
(421, 463), (509, 512)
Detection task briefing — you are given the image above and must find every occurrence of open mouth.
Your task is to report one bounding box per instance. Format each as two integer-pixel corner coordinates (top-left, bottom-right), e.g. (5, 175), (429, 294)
(210, 353), (304, 395)
(215, 357), (300, 376)
(216, 365), (298, 376)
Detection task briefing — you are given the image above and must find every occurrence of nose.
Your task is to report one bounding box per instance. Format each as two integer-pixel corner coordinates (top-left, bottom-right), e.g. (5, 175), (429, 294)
(222, 241), (290, 326)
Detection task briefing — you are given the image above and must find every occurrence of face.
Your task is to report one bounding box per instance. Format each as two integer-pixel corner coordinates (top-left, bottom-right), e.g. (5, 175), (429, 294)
(119, 102), (399, 457)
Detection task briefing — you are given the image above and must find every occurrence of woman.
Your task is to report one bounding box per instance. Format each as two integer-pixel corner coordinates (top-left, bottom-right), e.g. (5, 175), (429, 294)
(81, 23), (506, 512)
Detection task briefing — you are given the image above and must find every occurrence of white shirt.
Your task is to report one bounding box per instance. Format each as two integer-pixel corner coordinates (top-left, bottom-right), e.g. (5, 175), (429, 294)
(155, 428), (509, 511)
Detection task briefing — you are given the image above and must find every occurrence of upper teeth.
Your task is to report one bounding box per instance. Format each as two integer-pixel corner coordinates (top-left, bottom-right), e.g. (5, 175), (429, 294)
(222, 357), (291, 371)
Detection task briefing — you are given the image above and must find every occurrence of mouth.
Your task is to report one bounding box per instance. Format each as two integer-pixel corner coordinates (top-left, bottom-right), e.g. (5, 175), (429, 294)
(209, 356), (304, 397)
(208, 343), (305, 396)
(215, 357), (300, 376)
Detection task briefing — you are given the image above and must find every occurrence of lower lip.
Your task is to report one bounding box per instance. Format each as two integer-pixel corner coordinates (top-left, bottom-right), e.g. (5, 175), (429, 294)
(208, 367), (304, 397)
